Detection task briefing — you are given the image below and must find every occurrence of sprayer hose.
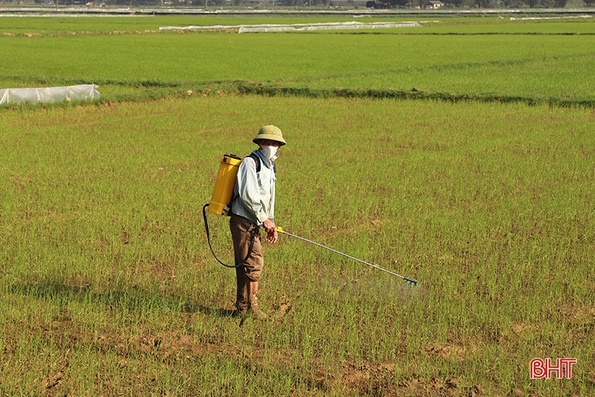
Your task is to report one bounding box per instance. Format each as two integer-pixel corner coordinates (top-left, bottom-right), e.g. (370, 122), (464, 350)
(202, 203), (258, 269)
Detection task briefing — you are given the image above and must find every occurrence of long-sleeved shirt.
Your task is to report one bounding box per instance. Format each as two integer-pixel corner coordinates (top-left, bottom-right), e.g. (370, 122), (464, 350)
(231, 149), (276, 226)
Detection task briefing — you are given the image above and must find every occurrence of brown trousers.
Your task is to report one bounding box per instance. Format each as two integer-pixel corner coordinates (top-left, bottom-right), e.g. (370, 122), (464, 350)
(230, 215), (263, 309)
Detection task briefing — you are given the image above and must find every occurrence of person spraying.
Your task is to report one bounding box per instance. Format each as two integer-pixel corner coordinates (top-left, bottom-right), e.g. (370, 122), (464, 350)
(229, 125), (286, 319)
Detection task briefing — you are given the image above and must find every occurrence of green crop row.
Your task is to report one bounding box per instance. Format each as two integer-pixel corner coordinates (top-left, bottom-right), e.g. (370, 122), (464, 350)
(0, 15), (593, 107)
(0, 14), (594, 35)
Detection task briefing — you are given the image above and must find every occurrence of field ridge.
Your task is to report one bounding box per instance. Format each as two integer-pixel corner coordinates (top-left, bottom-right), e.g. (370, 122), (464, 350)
(2, 75), (594, 109)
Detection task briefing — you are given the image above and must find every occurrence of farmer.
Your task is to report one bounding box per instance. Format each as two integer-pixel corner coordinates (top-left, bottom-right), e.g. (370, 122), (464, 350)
(230, 125), (286, 319)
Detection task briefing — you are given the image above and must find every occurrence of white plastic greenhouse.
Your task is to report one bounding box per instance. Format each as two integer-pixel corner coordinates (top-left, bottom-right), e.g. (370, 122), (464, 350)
(0, 84), (100, 105)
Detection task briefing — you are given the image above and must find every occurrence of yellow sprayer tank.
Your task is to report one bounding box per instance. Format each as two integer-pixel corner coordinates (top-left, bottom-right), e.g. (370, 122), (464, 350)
(208, 154), (242, 216)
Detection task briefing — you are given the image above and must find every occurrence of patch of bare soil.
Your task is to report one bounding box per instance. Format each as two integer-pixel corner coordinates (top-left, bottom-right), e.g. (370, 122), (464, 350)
(425, 341), (468, 361)
(326, 360), (482, 397)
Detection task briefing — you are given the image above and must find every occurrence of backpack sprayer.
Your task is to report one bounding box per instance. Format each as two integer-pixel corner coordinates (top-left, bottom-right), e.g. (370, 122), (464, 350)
(205, 154), (243, 217)
(203, 154), (243, 268)
(204, 153), (419, 286)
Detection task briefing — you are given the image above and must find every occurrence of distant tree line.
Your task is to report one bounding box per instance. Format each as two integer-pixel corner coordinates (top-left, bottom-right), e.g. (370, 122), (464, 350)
(369, 0), (594, 7)
(31, 0), (595, 7)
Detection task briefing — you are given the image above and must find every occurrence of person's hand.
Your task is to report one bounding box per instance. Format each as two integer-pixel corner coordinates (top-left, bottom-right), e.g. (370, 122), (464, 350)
(262, 218), (275, 233)
(262, 219), (278, 244)
(266, 229), (278, 244)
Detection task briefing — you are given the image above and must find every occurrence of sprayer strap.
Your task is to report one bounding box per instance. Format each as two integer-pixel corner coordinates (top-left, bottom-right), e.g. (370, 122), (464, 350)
(248, 152), (276, 173)
(248, 152), (261, 173)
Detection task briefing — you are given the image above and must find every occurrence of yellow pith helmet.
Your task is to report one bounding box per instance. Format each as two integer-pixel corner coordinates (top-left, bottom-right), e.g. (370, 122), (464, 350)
(253, 125), (286, 146)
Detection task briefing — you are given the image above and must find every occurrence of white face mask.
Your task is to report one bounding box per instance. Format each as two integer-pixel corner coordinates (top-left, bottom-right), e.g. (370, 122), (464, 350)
(260, 145), (279, 160)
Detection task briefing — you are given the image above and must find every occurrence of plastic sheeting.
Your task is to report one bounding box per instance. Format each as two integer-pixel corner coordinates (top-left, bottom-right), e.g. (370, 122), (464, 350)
(160, 21), (422, 33)
(238, 21), (421, 33)
(0, 84), (100, 105)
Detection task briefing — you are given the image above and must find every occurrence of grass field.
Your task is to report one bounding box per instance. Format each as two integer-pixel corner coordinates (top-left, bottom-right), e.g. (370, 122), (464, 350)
(0, 12), (594, 397)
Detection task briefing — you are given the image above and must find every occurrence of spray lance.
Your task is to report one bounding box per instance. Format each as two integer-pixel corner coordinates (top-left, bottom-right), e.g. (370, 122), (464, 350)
(275, 227), (419, 287)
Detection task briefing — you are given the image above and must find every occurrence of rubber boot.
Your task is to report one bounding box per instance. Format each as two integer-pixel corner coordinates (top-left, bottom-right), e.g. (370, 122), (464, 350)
(249, 292), (268, 320)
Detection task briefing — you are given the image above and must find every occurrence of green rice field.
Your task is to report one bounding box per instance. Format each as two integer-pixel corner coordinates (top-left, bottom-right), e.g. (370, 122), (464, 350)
(0, 12), (594, 396)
